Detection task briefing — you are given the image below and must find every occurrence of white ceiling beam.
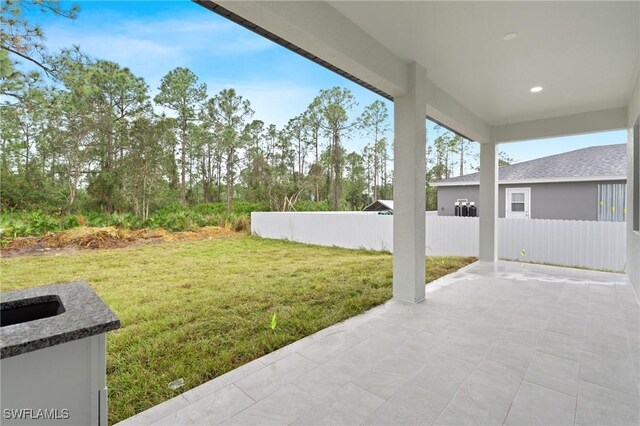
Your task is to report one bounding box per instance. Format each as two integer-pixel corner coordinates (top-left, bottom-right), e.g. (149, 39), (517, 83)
(425, 79), (492, 144)
(494, 107), (629, 144)
(628, 67), (640, 126)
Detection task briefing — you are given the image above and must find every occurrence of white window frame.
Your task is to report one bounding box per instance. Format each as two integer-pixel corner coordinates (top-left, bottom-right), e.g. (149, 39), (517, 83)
(505, 187), (531, 219)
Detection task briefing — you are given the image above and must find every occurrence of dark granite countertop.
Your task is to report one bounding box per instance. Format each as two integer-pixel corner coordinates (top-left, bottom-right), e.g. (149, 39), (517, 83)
(1, 282), (120, 359)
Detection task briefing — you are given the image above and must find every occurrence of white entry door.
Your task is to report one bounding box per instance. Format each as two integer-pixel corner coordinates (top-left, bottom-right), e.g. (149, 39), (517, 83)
(506, 188), (531, 219)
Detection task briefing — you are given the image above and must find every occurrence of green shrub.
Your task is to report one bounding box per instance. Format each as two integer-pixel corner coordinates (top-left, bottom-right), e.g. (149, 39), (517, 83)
(9, 220), (33, 238)
(231, 201), (269, 215)
(83, 212), (111, 228)
(230, 214), (250, 232)
(193, 203), (227, 216)
(155, 211), (192, 232)
(61, 214), (80, 230)
(293, 200), (331, 211)
(0, 204), (256, 238)
(28, 211), (60, 235)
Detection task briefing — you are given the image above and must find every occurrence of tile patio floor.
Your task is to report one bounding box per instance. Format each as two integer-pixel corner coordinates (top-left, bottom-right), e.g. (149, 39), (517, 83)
(119, 261), (639, 426)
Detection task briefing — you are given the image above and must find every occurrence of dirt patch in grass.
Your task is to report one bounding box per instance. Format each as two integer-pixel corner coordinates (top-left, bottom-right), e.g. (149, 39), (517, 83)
(1, 226), (238, 257)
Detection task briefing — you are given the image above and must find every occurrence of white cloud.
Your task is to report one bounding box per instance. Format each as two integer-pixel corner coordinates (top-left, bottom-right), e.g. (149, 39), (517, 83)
(45, 10), (275, 56)
(111, 14), (275, 55)
(48, 30), (177, 60)
(41, 10), (275, 82)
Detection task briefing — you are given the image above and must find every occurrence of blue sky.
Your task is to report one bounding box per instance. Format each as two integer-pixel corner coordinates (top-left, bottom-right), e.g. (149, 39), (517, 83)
(25, 0), (626, 167)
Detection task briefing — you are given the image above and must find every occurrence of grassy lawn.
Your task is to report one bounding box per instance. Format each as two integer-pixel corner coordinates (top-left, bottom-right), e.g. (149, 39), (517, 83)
(1, 235), (475, 423)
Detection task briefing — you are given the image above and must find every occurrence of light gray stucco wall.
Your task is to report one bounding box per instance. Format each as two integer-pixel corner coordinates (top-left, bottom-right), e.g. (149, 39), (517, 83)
(436, 181), (625, 220)
(437, 186), (480, 216)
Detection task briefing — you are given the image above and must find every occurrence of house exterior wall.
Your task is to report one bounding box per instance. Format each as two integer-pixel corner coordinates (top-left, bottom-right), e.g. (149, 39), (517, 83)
(437, 186), (481, 216)
(436, 181), (625, 220)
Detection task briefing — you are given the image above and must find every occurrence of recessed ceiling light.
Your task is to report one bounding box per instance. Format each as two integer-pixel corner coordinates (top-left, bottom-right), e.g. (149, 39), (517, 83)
(503, 32), (517, 41)
(530, 86), (543, 93)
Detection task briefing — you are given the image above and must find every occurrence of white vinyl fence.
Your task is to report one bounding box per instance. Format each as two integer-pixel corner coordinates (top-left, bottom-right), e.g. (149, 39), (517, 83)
(499, 218), (626, 272)
(251, 212), (627, 272)
(252, 212), (394, 251)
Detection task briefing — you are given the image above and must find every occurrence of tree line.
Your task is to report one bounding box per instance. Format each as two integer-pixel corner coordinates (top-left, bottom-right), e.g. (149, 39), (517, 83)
(1, 55), (396, 215)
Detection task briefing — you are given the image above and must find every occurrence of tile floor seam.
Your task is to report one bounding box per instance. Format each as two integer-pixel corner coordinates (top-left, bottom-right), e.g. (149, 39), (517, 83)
(434, 377), (471, 425)
(433, 346), (486, 368)
(572, 301), (589, 426)
(226, 383), (316, 426)
(428, 358), (476, 424)
(622, 321), (636, 358)
(580, 346), (633, 362)
(230, 382), (257, 405)
(578, 376), (640, 398)
(288, 381), (324, 419)
(286, 383), (317, 426)
(536, 330), (583, 362)
(199, 384), (256, 426)
(501, 337), (541, 426)
(524, 371), (581, 399)
(521, 378), (579, 399)
(513, 380), (579, 425)
(147, 395), (190, 426)
(502, 381), (524, 425)
(183, 365), (267, 405)
(448, 337), (495, 399)
(347, 380), (385, 399)
(359, 402), (384, 426)
(294, 350), (322, 365)
(574, 379), (582, 426)
(340, 380), (390, 421)
(289, 381), (320, 399)
(234, 358), (317, 404)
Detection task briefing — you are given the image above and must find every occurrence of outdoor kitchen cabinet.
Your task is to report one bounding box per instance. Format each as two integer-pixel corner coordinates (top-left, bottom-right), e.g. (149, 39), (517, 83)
(1, 282), (120, 426)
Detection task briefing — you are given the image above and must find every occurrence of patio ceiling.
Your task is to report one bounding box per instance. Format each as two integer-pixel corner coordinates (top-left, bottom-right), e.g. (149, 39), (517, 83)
(209, 1), (639, 143)
(329, 2), (638, 126)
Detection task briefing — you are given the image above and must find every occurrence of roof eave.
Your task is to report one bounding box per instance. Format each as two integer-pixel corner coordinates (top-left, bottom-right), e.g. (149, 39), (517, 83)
(430, 175), (627, 187)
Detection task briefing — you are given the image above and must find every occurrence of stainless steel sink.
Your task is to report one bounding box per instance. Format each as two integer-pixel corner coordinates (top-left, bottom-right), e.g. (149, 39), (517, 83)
(1, 296), (65, 327)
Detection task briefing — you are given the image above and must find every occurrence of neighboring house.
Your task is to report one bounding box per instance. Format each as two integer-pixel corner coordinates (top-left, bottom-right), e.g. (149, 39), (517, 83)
(362, 200), (439, 216)
(431, 144), (627, 221)
(363, 200), (394, 212)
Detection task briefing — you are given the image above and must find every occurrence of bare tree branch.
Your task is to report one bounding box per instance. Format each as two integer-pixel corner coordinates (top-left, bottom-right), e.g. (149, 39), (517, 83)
(1, 46), (53, 75)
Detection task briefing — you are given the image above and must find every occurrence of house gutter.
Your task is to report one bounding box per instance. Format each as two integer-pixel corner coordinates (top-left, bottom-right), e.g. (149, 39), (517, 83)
(430, 175), (627, 187)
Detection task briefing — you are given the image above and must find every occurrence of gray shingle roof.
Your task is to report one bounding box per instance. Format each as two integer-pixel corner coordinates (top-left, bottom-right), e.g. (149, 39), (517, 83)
(432, 144), (626, 185)
(363, 200), (394, 211)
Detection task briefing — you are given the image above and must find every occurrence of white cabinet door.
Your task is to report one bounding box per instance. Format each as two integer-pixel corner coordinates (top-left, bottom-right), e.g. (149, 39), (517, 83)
(506, 188), (531, 219)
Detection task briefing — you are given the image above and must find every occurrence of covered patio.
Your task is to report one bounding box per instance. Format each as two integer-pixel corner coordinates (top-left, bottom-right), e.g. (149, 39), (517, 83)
(120, 261), (639, 425)
(122, 1), (639, 424)
(188, 0), (640, 303)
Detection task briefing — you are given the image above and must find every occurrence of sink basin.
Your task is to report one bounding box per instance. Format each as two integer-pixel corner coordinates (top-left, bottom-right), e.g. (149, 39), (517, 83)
(1, 296), (65, 327)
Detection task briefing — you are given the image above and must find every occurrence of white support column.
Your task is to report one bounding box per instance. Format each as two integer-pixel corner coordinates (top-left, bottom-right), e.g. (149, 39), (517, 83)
(626, 71), (640, 298)
(479, 142), (498, 261)
(393, 62), (427, 303)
